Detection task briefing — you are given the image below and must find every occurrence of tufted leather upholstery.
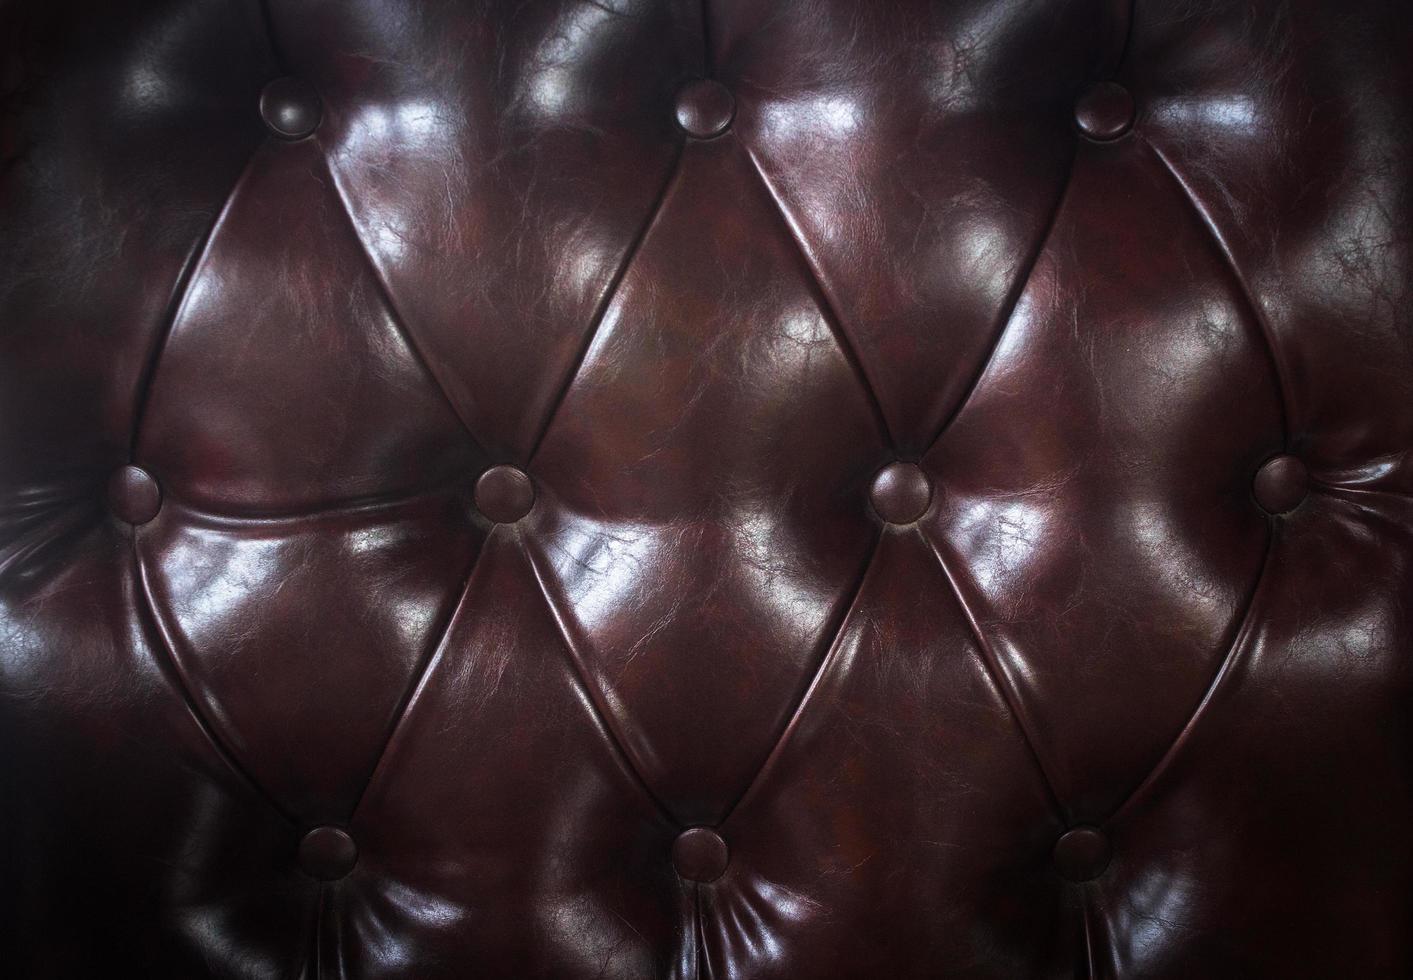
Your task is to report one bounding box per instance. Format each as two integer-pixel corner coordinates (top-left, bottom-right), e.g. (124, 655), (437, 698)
(3, 1), (1412, 976)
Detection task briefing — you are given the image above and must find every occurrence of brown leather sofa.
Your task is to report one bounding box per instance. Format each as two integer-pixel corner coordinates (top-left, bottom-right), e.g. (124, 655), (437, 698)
(3, 1), (1411, 976)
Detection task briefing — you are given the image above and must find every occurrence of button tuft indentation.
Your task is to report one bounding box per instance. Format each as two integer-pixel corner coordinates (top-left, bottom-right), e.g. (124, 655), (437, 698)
(672, 827), (729, 882)
(869, 462), (932, 525)
(107, 465), (162, 525)
(1053, 826), (1111, 882)
(260, 77), (322, 140)
(674, 79), (735, 139)
(298, 826), (358, 881)
(1074, 81), (1134, 141)
(475, 465), (535, 524)
(1252, 454), (1308, 515)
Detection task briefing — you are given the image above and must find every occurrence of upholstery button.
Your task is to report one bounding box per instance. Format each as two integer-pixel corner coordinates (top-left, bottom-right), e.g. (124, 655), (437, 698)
(1252, 454), (1309, 515)
(474, 465), (535, 523)
(1053, 826), (1111, 882)
(674, 79), (734, 139)
(106, 465), (162, 525)
(671, 827), (729, 883)
(869, 462), (932, 524)
(297, 826), (358, 881)
(259, 77), (322, 140)
(1074, 81), (1134, 141)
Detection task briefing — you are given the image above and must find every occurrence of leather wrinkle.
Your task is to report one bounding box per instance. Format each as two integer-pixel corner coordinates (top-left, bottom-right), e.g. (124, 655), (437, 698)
(128, 157), (262, 464)
(320, 148), (494, 462)
(115, 113), (302, 826)
(520, 527), (681, 827)
(915, 0), (1125, 461)
(527, 143), (688, 466)
(699, 0), (715, 78)
(343, 524), (486, 824)
(717, 528), (884, 829)
(1141, 134), (1296, 444)
(301, 881), (326, 980)
(1081, 885), (1099, 980)
(919, 140), (1080, 458)
(255, 0), (287, 76)
(1105, 528), (1277, 828)
(343, 525), (498, 823)
(916, 525), (1068, 823)
(150, 480), (474, 526)
(132, 536), (299, 827)
(741, 143), (896, 450)
(129, 0), (284, 463)
(692, 880), (706, 980)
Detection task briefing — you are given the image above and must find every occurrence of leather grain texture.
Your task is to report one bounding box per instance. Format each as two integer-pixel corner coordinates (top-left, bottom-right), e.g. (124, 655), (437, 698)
(2, 1), (1412, 977)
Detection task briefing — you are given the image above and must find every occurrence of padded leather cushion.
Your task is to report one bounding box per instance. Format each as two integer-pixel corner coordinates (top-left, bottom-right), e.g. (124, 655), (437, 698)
(3, 1), (1412, 977)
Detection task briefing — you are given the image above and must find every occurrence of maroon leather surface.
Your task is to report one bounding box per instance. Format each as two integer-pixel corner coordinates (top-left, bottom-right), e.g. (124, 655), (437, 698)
(3, 1), (1412, 976)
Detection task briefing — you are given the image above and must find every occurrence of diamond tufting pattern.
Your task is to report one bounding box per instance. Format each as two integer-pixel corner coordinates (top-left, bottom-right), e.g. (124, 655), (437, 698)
(2, 1), (1412, 977)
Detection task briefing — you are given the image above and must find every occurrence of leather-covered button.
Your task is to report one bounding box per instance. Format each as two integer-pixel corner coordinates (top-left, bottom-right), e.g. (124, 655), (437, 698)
(674, 79), (734, 139)
(1074, 81), (1134, 141)
(298, 826), (357, 881)
(259, 77), (322, 140)
(475, 465), (535, 523)
(1053, 826), (1111, 882)
(1252, 454), (1309, 515)
(107, 465), (162, 525)
(869, 462), (932, 525)
(671, 827), (729, 882)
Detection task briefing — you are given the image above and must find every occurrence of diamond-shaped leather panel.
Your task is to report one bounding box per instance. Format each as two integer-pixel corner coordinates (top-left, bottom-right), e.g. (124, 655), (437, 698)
(3, 0), (1411, 977)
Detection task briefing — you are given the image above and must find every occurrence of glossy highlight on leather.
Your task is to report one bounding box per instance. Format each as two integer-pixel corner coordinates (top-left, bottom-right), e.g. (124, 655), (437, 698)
(3, 1), (1412, 978)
